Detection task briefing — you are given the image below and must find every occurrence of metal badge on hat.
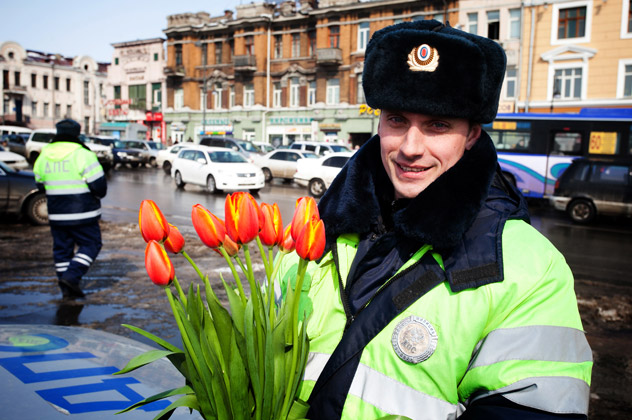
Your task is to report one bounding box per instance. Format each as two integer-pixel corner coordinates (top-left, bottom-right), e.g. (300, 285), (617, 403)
(407, 44), (439, 72)
(392, 315), (438, 363)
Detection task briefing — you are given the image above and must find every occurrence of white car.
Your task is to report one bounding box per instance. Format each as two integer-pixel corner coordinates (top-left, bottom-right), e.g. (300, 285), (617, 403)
(171, 146), (265, 194)
(157, 144), (188, 174)
(0, 145), (29, 170)
(253, 141), (276, 153)
(121, 139), (165, 167)
(294, 151), (354, 197)
(253, 149), (318, 182)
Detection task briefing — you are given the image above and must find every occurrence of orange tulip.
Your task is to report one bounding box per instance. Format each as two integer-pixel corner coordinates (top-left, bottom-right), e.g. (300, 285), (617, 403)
(279, 223), (295, 253)
(225, 192), (261, 244)
(145, 240), (175, 287)
(295, 218), (326, 261)
(139, 199), (170, 243)
(191, 204), (226, 248)
(164, 224), (185, 254)
(291, 196), (320, 241)
(259, 202), (283, 246)
(222, 234), (241, 257)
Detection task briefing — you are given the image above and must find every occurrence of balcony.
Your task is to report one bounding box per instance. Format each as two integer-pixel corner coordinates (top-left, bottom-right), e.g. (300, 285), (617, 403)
(3, 85), (27, 95)
(316, 48), (342, 66)
(164, 65), (185, 77)
(233, 55), (256, 72)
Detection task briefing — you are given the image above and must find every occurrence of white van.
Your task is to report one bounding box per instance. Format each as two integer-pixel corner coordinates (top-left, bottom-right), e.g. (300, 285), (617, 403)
(289, 141), (351, 156)
(0, 125), (32, 138)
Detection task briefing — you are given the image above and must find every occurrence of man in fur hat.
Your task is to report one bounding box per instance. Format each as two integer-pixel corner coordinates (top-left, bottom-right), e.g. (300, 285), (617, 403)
(278, 20), (591, 419)
(33, 119), (107, 299)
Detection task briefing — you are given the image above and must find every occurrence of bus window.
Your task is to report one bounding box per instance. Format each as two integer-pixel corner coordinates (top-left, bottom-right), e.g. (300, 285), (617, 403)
(505, 132), (531, 151)
(551, 132), (582, 155)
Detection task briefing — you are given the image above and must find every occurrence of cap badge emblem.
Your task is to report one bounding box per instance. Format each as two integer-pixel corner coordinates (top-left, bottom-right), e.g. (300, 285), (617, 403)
(392, 316), (438, 363)
(407, 44), (439, 72)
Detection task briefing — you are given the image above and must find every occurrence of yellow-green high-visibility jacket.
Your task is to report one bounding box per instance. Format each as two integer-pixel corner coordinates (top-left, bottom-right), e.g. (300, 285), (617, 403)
(33, 141), (107, 226)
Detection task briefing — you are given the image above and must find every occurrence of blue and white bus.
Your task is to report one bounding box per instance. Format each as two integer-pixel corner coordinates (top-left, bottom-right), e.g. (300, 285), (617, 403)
(483, 108), (632, 198)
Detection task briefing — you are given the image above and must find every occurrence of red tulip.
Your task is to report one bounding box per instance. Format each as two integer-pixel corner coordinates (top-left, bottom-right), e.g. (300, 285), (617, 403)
(279, 224), (295, 253)
(191, 204), (226, 248)
(164, 224), (185, 254)
(259, 202), (283, 246)
(225, 192), (261, 244)
(145, 240), (175, 286)
(295, 218), (326, 261)
(139, 200), (170, 243)
(291, 196), (320, 241)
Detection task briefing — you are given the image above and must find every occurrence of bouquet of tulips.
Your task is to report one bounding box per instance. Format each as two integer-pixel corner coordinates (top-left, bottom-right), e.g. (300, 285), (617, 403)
(115, 192), (325, 420)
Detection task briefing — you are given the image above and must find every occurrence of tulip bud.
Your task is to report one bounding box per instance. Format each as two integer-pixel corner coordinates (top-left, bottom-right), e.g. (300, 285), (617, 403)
(259, 202), (283, 246)
(164, 224), (185, 254)
(295, 218), (326, 261)
(222, 234), (241, 257)
(291, 196), (320, 241)
(139, 200), (170, 243)
(279, 223), (295, 253)
(145, 240), (175, 287)
(225, 192), (261, 244)
(191, 204), (226, 248)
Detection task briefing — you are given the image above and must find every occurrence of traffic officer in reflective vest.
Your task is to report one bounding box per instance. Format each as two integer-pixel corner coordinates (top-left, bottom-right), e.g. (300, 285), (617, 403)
(33, 119), (107, 299)
(277, 20), (592, 419)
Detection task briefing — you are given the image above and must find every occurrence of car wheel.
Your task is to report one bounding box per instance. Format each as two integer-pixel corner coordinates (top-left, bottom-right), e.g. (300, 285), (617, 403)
(568, 199), (595, 224)
(149, 157), (156, 167)
(162, 161), (171, 174)
(174, 171), (185, 189)
(130, 162), (140, 168)
(28, 151), (39, 165)
(249, 188), (261, 195)
(262, 168), (273, 182)
(25, 193), (48, 225)
(206, 175), (217, 194)
(309, 178), (327, 198)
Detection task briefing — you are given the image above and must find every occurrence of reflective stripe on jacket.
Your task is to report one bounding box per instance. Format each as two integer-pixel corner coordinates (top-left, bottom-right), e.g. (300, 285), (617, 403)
(279, 219), (592, 419)
(33, 141), (106, 226)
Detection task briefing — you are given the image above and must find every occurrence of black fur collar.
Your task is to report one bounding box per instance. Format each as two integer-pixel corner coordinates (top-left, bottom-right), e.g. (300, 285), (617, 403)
(318, 131), (497, 251)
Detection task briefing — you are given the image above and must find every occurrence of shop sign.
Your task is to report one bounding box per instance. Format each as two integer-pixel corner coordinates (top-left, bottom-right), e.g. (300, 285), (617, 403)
(319, 123), (341, 131)
(269, 116), (313, 125)
(145, 111), (163, 122)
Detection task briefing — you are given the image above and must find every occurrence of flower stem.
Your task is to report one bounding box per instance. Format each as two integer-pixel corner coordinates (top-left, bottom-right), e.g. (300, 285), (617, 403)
(172, 276), (187, 306)
(219, 246), (247, 307)
(182, 250), (204, 281)
(255, 236), (270, 279)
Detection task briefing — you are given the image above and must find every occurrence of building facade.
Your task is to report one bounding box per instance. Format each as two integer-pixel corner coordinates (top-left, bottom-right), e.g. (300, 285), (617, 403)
(104, 38), (167, 141)
(0, 41), (108, 133)
(162, 0), (632, 147)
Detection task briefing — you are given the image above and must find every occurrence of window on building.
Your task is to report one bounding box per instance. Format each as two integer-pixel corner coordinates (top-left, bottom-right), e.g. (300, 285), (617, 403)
(627, 0), (632, 35)
(129, 84), (146, 110)
(509, 9), (521, 39)
(358, 22), (370, 51)
(229, 39), (234, 60)
(43, 102), (49, 117)
(487, 10), (500, 40)
(326, 79), (340, 105)
(308, 81), (316, 105)
(308, 30), (316, 56)
(31, 73), (36, 88)
(115, 57), (119, 65)
(43, 75), (49, 89)
(618, 60), (632, 97)
(273, 82), (282, 107)
(244, 84), (255, 107)
(175, 44), (182, 66)
(54, 76), (60, 90)
(32, 101), (37, 117)
(290, 78), (300, 107)
(113, 85), (121, 110)
(201, 43), (207, 65)
(14, 71), (21, 87)
(154, 53), (159, 61)
(434, 14), (444, 23)
(2, 70), (8, 87)
(329, 26), (340, 48)
(554, 67), (583, 99)
(84, 117), (90, 134)
(54, 104), (61, 118)
(274, 35), (283, 59)
(245, 36), (254, 56)
(174, 88), (184, 110)
(467, 13), (478, 34)
(66, 104), (72, 118)
(213, 83), (223, 109)
(83, 80), (90, 105)
(215, 43), (223, 64)
(229, 87), (235, 108)
(152, 83), (161, 111)
(558, 6), (586, 39)
(625, 64), (632, 97)
(357, 74), (366, 104)
(66, 78), (71, 91)
(505, 68), (517, 98)
(292, 34), (301, 58)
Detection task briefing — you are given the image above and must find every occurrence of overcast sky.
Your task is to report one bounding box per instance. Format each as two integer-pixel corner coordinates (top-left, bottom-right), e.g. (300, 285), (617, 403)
(0, 0), (243, 62)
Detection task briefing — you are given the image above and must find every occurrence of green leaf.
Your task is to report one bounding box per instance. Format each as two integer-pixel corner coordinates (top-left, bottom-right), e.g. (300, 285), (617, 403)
(244, 300), (262, 415)
(115, 385), (193, 414)
(221, 275), (245, 336)
(261, 318), (275, 420)
(150, 394), (201, 420)
(227, 329), (250, 420)
(375, 416), (413, 420)
(287, 398), (310, 420)
(121, 324), (182, 353)
(166, 352), (189, 380)
(199, 310), (232, 419)
(114, 349), (176, 375)
(204, 274), (234, 372)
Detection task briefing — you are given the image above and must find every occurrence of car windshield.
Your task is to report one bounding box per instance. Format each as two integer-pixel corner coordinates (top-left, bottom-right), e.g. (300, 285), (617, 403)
(0, 160), (16, 173)
(237, 141), (259, 153)
(112, 140), (126, 148)
(303, 153), (319, 159)
(330, 145), (351, 152)
(124, 141), (144, 149)
(147, 142), (165, 150)
(209, 150), (248, 163)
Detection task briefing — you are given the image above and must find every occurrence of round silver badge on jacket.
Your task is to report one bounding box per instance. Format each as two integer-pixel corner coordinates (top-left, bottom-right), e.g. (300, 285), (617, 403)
(391, 316), (438, 363)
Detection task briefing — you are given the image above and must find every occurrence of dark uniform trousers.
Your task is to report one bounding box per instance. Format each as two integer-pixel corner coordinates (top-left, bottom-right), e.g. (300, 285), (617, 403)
(52, 222), (102, 286)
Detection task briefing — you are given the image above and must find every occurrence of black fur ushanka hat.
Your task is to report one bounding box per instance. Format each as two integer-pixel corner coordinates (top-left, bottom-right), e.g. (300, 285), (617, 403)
(363, 20), (506, 123)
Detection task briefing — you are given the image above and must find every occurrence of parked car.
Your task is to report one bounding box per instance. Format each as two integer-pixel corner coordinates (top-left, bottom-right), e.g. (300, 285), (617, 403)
(88, 136), (144, 168)
(171, 146), (265, 194)
(156, 144), (188, 174)
(3, 133), (30, 158)
(0, 161), (48, 224)
(121, 140), (165, 167)
(550, 157), (632, 223)
(253, 149), (318, 182)
(253, 141), (276, 153)
(25, 129), (114, 172)
(198, 136), (262, 161)
(294, 152), (354, 197)
(289, 141), (351, 156)
(0, 145), (29, 170)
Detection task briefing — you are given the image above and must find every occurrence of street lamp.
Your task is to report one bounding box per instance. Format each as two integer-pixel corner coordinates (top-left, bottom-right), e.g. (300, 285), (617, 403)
(195, 41), (207, 138)
(550, 86), (561, 114)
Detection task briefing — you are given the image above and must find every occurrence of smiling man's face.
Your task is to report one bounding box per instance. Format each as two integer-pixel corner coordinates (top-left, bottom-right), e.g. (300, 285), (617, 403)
(378, 110), (481, 199)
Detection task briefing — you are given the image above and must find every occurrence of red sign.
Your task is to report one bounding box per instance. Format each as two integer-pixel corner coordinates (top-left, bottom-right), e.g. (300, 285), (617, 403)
(145, 112), (163, 122)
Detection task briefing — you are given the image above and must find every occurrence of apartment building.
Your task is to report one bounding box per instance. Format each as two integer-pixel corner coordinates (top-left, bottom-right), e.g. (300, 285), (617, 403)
(0, 41), (108, 133)
(162, 0), (631, 146)
(104, 38), (167, 141)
